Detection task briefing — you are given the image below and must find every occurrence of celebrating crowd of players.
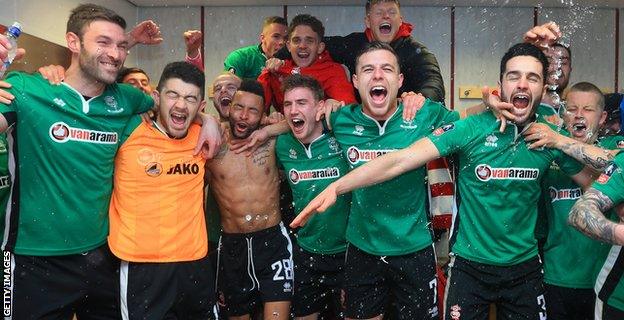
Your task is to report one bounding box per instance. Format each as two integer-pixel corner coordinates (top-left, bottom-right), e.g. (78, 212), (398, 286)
(1, 1), (624, 320)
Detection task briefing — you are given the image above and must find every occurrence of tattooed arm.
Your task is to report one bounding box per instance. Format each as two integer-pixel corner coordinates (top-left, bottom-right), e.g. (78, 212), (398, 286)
(523, 123), (617, 171)
(568, 188), (624, 245)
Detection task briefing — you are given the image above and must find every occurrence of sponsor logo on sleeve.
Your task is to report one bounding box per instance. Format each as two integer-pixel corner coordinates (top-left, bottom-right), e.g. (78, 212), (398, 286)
(475, 164), (539, 182)
(433, 123), (454, 136)
(49, 122), (118, 144)
(597, 162), (619, 184)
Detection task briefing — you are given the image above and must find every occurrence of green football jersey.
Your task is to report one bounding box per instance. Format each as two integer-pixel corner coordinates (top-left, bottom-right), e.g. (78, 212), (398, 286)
(540, 135), (624, 288)
(592, 153), (624, 311)
(223, 44), (266, 80)
(330, 100), (458, 256)
(276, 132), (350, 254)
(0, 134), (10, 239)
(0, 72), (153, 256)
(428, 112), (583, 266)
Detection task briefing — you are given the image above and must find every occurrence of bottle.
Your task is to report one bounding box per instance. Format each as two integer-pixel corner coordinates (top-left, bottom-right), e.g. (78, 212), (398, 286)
(0, 22), (23, 79)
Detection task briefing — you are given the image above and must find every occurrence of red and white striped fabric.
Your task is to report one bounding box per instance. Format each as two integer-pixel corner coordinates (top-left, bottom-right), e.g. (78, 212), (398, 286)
(427, 157), (455, 230)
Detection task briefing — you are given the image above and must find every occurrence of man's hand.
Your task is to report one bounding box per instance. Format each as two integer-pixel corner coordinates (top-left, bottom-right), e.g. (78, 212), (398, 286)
(183, 30), (202, 58)
(229, 128), (270, 156)
(127, 20), (163, 48)
(38, 65), (66, 85)
(522, 122), (561, 149)
(482, 86), (515, 132)
(0, 34), (25, 63)
(265, 58), (285, 73)
(523, 21), (561, 48)
(194, 113), (223, 159)
(0, 81), (14, 104)
(400, 91), (426, 122)
(290, 183), (339, 228)
(316, 99), (343, 130)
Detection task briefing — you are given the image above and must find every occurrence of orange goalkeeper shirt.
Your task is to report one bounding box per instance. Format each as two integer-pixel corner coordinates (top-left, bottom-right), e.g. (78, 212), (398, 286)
(108, 117), (207, 262)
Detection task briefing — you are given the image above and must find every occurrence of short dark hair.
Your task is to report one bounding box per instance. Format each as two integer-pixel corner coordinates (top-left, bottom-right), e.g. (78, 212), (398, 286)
(355, 41), (401, 73)
(237, 79), (265, 106)
(569, 82), (605, 111)
(67, 3), (127, 39)
(156, 62), (205, 98)
(288, 14), (324, 40)
(500, 43), (549, 83)
(263, 16), (288, 30)
(281, 74), (325, 102)
(366, 0), (401, 14)
(116, 67), (149, 83)
(553, 42), (572, 62)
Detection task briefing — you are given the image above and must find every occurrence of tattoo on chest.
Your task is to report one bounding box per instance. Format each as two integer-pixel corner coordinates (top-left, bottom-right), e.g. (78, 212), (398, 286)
(252, 145), (270, 166)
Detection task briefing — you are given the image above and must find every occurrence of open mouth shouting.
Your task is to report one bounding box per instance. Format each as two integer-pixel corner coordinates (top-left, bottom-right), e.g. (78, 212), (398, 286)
(169, 110), (189, 130)
(511, 92), (531, 116)
(570, 120), (591, 139)
(370, 86), (388, 104)
(290, 117), (306, 134)
(219, 96), (232, 107)
(379, 22), (392, 35)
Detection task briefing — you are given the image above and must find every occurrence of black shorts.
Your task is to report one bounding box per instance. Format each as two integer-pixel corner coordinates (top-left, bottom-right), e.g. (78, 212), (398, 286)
(343, 244), (438, 320)
(218, 222), (294, 316)
(444, 255), (546, 320)
(5, 244), (120, 319)
(544, 284), (594, 320)
(292, 245), (345, 317)
(119, 256), (216, 320)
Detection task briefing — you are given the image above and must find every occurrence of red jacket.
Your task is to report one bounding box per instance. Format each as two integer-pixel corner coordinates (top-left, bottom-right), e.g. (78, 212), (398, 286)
(258, 51), (356, 114)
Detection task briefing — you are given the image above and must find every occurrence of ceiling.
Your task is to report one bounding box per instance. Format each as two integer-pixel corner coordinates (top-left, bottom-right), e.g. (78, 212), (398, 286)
(127, 0), (624, 8)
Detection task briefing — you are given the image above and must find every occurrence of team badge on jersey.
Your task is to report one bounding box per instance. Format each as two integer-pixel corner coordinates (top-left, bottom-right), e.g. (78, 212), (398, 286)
(353, 125), (364, 136)
(0, 140), (6, 153)
(400, 119), (418, 129)
(289, 148), (298, 159)
(475, 164), (539, 182)
(104, 96), (124, 114)
(328, 137), (340, 153)
(49, 122), (118, 144)
(597, 162), (619, 184)
(288, 167), (340, 184)
(433, 123), (454, 136)
(617, 140), (624, 149)
(145, 162), (163, 177)
(346, 146), (395, 165)
(549, 186), (582, 202)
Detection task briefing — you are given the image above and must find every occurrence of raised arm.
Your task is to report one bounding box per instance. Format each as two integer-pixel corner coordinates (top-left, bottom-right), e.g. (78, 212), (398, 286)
(523, 123), (617, 172)
(291, 137), (441, 227)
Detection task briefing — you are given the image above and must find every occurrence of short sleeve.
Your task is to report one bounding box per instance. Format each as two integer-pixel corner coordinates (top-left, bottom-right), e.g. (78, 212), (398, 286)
(224, 50), (243, 76)
(120, 115), (143, 145)
(0, 72), (25, 126)
(593, 158), (624, 205)
(427, 117), (473, 157)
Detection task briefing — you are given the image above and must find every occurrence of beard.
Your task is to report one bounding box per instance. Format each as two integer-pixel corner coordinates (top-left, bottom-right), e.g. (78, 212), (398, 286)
(229, 117), (260, 140)
(78, 49), (119, 85)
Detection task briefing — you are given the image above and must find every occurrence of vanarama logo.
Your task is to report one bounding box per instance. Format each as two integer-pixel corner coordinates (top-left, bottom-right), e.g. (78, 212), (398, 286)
(346, 146), (395, 165)
(49, 122), (117, 144)
(549, 186), (582, 202)
(475, 164), (539, 182)
(289, 167), (340, 185)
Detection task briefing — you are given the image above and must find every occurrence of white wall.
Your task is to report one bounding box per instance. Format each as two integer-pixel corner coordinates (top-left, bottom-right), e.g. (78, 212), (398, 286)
(0, 0), (139, 64)
(136, 6), (202, 83)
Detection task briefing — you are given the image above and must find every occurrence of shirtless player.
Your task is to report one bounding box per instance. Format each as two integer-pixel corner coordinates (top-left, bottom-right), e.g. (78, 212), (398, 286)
(206, 79), (293, 320)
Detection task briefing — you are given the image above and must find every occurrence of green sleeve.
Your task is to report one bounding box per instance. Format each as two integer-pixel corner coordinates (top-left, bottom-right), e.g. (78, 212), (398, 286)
(119, 83), (154, 114)
(424, 100), (460, 128)
(593, 156), (624, 205)
(224, 49), (244, 76)
(553, 151), (583, 176)
(598, 135), (624, 152)
(120, 115), (143, 145)
(0, 72), (25, 123)
(427, 117), (474, 157)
